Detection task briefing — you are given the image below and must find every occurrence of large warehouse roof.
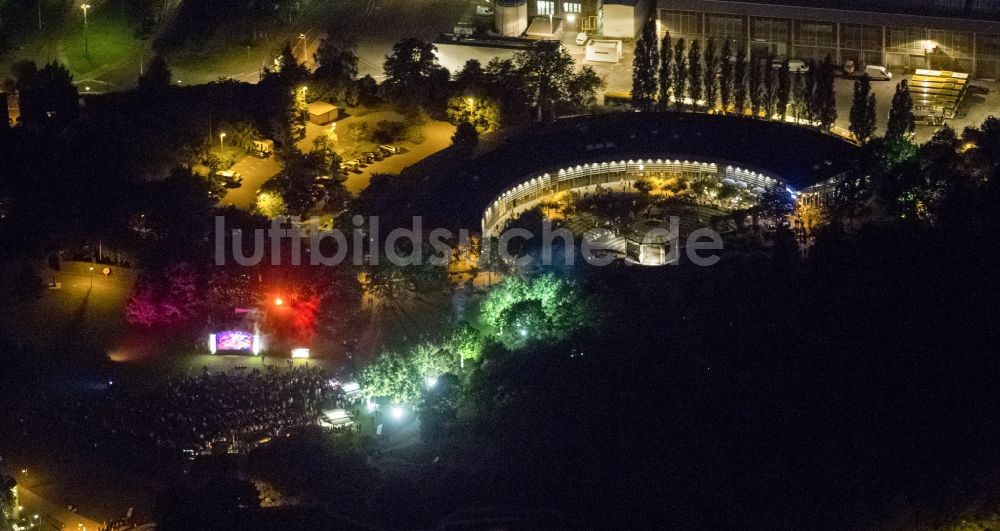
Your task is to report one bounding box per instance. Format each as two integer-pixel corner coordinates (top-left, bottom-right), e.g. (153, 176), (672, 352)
(705, 0), (1000, 21)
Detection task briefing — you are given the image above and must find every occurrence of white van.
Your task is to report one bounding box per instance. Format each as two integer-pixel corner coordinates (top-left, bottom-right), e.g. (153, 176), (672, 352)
(771, 59), (808, 73)
(787, 59), (808, 73)
(865, 65), (892, 80)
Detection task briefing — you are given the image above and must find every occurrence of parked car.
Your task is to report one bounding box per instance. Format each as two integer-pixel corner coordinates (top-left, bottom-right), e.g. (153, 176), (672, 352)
(845, 62), (892, 80)
(216, 170), (244, 188)
(340, 160), (362, 173)
(575, 32), (589, 46)
(379, 144), (401, 154)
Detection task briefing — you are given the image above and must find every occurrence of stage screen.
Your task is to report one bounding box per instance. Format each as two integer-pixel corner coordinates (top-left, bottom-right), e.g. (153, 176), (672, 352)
(213, 331), (255, 352)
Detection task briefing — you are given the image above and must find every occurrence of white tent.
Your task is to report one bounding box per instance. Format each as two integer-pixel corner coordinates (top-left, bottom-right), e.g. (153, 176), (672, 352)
(320, 408), (354, 428)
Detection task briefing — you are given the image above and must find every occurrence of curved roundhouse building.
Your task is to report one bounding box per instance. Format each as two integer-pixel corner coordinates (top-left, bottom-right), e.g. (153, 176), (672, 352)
(469, 112), (858, 237)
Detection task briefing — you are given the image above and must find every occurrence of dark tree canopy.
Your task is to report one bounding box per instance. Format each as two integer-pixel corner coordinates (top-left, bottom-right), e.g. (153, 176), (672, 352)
(887, 79), (916, 144)
(631, 16), (659, 111)
(816, 54), (838, 130)
(687, 39), (702, 111)
(850, 74), (878, 144)
(137, 55), (172, 93)
(14, 60), (79, 128)
(718, 39), (734, 114)
(733, 42), (748, 115)
(672, 38), (687, 111)
(703, 38), (719, 112)
(776, 59), (791, 121)
(382, 37), (447, 107)
(313, 36), (359, 103)
(452, 120), (479, 152)
(453, 58), (487, 95)
(658, 31), (673, 110)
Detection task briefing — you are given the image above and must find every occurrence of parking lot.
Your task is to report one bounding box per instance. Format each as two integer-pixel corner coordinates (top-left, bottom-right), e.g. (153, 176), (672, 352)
(220, 154), (282, 209)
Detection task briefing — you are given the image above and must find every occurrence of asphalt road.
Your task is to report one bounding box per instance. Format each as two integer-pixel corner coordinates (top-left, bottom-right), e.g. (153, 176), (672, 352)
(221, 155), (282, 209)
(17, 482), (103, 531)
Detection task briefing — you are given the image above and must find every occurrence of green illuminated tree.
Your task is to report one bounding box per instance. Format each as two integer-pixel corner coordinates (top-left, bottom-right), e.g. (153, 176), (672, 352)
(498, 299), (549, 347)
(479, 274), (595, 349)
(359, 341), (458, 405)
(446, 95), (500, 133)
(410, 342), (456, 381)
(358, 350), (424, 405)
(448, 320), (485, 364)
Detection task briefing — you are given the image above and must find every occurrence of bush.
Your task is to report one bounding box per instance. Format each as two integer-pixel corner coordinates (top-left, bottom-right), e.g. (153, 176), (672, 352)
(372, 120), (407, 144)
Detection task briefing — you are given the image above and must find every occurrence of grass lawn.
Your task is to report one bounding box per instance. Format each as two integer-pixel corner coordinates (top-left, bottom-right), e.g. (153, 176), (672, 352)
(62, 11), (143, 81)
(168, 38), (279, 86)
(0, 2), (148, 87)
(0, 266), (133, 355)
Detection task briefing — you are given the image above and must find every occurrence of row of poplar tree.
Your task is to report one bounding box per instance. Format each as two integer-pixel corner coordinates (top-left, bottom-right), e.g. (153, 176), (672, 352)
(630, 18), (838, 129)
(631, 17), (920, 146)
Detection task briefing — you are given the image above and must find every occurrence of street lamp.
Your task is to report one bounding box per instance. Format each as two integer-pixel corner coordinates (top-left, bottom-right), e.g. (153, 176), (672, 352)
(299, 33), (307, 62)
(81, 4), (91, 57)
(89, 266), (94, 288)
(219, 132), (226, 152)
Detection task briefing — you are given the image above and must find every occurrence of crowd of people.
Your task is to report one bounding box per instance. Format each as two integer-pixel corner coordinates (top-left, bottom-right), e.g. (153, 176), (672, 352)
(67, 365), (343, 456)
